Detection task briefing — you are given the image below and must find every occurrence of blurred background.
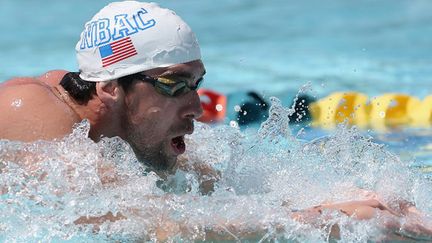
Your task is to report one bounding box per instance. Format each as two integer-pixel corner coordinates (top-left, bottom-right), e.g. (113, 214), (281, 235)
(1, 0), (431, 98)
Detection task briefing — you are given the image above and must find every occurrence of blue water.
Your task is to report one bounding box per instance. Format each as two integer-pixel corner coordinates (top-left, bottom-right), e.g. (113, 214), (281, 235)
(1, 0), (431, 98)
(1, 0), (432, 241)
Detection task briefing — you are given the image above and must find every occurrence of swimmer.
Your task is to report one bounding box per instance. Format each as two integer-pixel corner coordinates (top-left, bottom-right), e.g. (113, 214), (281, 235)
(0, 1), (431, 241)
(0, 1), (205, 178)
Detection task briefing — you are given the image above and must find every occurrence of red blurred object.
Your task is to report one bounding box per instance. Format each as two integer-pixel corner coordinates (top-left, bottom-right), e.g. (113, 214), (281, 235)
(197, 89), (227, 123)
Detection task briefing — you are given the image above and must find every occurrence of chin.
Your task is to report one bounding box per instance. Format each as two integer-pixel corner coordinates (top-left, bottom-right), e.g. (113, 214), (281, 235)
(136, 148), (178, 173)
(128, 134), (180, 173)
(160, 148), (178, 170)
(165, 156), (178, 171)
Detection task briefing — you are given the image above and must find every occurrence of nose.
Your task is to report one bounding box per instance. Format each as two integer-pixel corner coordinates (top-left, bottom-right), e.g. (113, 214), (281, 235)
(180, 90), (204, 120)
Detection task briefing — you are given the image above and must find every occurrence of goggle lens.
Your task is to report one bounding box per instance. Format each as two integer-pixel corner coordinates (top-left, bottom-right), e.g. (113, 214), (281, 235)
(134, 74), (203, 97)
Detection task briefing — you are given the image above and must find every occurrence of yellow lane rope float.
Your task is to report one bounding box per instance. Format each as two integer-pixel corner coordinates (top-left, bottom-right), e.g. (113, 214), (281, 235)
(310, 92), (431, 130)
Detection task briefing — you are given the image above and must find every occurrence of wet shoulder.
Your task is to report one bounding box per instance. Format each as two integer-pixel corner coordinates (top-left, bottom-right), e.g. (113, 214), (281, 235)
(0, 81), (81, 141)
(1, 70), (67, 88)
(37, 70), (68, 86)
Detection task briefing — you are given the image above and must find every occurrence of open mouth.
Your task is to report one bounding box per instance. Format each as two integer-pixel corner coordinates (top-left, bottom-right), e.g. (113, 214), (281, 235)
(171, 136), (186, 155)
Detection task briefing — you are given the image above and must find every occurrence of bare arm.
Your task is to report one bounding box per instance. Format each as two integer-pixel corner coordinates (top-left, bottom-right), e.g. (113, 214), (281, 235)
(72, 196), (432, 241)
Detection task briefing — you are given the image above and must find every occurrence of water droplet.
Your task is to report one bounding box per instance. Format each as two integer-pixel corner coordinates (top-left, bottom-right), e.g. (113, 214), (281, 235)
(11, 99), (22, 109)
(229, 120), (239, 128)
(215, 104), (223, 112)
(389, 100), (397, 108)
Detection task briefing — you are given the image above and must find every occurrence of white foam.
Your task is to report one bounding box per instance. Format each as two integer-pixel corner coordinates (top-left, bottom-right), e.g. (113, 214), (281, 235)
(0, 102), (431, 241)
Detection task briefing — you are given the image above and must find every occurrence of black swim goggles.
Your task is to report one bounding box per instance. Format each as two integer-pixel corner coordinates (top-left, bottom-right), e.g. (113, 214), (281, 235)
(131, 73), (203, 97)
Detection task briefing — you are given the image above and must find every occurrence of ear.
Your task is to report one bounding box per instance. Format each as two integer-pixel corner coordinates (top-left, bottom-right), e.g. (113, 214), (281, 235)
(95, 80), (125, 107)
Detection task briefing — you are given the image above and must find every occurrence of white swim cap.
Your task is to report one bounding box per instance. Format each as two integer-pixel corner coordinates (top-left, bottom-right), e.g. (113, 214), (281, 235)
(76, 1), (201, 82)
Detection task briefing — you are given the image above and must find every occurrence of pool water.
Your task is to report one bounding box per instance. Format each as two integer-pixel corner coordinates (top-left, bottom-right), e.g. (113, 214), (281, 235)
(1, 0), (432, 241)
(1, 105), (432, 242)
(1, 0), (431, 97)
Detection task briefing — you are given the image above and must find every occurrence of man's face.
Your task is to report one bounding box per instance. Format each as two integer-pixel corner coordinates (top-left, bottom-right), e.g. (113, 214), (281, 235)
(121, 60), (205, 173)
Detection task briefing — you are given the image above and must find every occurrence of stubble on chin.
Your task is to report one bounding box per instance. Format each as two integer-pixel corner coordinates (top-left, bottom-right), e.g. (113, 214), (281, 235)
(136, 144), (177, 172)
(126, 129), (178, 174)
(120, 108), (180, 175)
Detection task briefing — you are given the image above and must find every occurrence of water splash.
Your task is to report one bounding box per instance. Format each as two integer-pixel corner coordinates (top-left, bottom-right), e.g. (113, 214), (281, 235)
(1, 101), (431, 242)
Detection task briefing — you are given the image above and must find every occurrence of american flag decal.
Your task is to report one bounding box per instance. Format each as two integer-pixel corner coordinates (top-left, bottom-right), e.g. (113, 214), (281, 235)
(99, 37), (137, 67)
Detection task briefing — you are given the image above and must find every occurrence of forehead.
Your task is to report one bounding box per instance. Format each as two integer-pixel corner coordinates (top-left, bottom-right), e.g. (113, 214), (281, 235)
(143, 60), (206, 78)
